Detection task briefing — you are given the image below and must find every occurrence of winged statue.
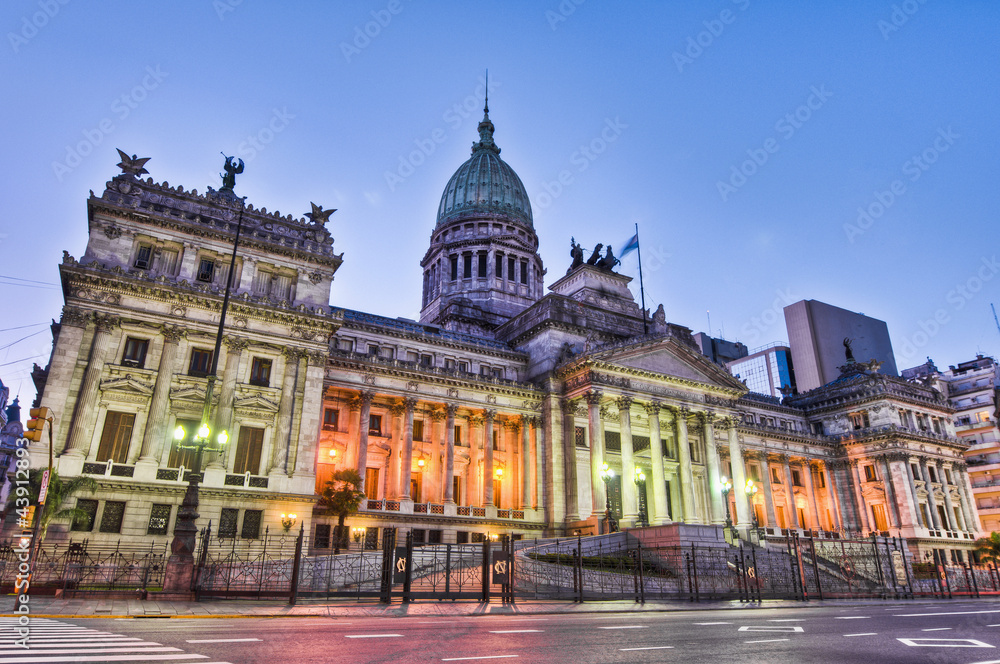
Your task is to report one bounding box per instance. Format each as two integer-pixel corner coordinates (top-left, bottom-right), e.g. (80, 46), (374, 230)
(115, 149), (151, 177)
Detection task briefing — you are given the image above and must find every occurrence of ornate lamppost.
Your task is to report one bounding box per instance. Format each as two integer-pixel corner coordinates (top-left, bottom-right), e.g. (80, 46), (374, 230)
(600, 462), (618, 533)
(163, 155), (246, 593)
(720, 475), (733, 528)
(633, 466), (648, 528)
(745, 479), (759, 541)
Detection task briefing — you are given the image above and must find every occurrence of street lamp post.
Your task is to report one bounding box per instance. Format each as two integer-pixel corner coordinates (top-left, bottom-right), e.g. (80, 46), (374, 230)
(745, 479), (759, 542)
(719, 475), (733, 528)
(163, 156), (246, 594)
(633, 466), (647, 528)
(599, 462), (618, 533)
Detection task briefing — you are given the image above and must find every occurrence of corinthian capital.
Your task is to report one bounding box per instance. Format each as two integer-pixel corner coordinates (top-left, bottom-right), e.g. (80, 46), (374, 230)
(583, 390), (603, 406)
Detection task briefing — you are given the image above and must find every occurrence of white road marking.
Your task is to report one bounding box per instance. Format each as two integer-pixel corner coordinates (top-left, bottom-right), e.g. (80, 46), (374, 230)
(897, 638), (994, 648)
(694, 622), (732, 625)
(844, 633), (877, 637)
(896, 610), (1000, 617)
(598, 626), (647, 630)
(0, 647), (183, 655)
(0, 655), (209, 663)
(488, 630), (543, 634)
(745, 638), (790, 644)
(0, 642), (165, 650)
(767, 619), (804, 622)
(441, 657), (519, 662)
(835, 616), (870, 620)
(620, 646), (675, 651)
(991, 625), (1000, 627)
(739, 626), (804, 633)
(345, 634), (404, 638)
(187, 638), (263, 643)
(922, 628), (952, 632)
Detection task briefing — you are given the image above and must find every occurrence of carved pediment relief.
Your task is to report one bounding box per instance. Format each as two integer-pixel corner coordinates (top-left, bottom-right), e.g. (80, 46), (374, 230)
(233, 392), (280, 413)
(861, 484), (886, 500)
(170, 385), (208, 403)
(99, 375), (153, 397)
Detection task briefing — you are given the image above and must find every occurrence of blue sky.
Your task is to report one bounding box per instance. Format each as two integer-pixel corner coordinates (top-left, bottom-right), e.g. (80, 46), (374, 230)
(1, 0), (998, 404)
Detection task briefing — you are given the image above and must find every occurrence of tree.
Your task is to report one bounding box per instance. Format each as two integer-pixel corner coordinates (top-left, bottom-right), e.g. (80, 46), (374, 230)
(974, 532), (1000, 565)
(18, 469), (98, 543)
(317, 469), (365, 555)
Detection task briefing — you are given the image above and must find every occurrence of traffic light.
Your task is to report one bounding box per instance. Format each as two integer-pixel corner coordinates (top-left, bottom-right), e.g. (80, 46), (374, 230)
(23, 407), (51, 443)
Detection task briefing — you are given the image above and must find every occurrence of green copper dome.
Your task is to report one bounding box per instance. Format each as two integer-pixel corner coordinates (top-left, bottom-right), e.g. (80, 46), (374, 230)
(436, 106), (533, 228)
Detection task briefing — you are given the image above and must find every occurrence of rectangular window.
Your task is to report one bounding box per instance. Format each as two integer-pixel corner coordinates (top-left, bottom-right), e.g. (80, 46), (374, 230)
(493, 429), (499, 451)
(369, 414), (382, 435)
(454, 424), (462, 445)
(771, 467), (781, 484)
(792, 470), (803, 487)
(252, 267), (272, 294)
(188, 349), (213, 377)
(478, 252), (487, 278)
(133, 243), (153, 269)
(575, 426), (587, 448)
(159, 248), (179, 275)
(450, 255), (458, 281)
(338, 338), (354, 352)
(749, 465), (761, 482)
(379, 347), (394, 360)
(147, 504), (171, 535)
(412, 419), (424, 442)
(197, 258), (216, 283)
(315, 524), (331, 548)
(241, 509), (262, 539)
(168, 418), (200, 469)
(72, 499), (99, 532)
(121, 337), (148, 368)
(444, 358), (455, 371)
(219, 508), (239, 538)
(495, 253), (503, 278)
(249, 357), (272, 387)
(420, 354), (432, 367)
(99, 501), (126, 534)
(604, 431), (621, 452)
(458, 361), (468, 373)
(508, 256), (515, 281)
(365, 467), (380, 500)
(463, 254), (472, 278)
(233, 426), (264, 475)
(491, 367), (504, 379)
(520, 259), (528, 284)
(493, 479), (502, 507)
(453, 475), (461, 500)
(323, 408), (339, 430)
(96, 411), (135, 463)
(864, 464), (877, 481)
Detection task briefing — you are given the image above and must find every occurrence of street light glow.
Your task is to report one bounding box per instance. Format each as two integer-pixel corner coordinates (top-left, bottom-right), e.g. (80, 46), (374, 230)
(197, 422), (211, 440)
(173, 425), (185, 441)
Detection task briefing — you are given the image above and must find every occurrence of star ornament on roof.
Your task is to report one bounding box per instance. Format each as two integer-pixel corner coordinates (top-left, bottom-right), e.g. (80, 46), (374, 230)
(115, 149), (151, 177)
(305, 202), (337, 226)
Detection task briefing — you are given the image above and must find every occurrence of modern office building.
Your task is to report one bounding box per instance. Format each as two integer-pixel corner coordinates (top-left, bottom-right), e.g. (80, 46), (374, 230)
(727, 342), (797, 399)
(783, 299), (898, 392)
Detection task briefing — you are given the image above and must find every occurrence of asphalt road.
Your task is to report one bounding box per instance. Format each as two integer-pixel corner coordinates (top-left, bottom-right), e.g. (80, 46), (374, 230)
(4, 601), (1000, 663)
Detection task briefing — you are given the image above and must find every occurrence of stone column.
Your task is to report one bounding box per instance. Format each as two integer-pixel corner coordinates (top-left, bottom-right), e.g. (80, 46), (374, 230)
(886, 454), (916, 529)
(532, 417), (542, 509)
(781, 455), (800, 529)
(388, 402), (406, 499)
(956, 464), (979, 533)
(483, 410), (495, 506)
(702, 412), (724, 525)
(211, 335), (247, 471)
(428, 409), (445, 503)
(444, 404), (457, 503)
(542, 391), (564, 527)
(646, 403), (669, 525)
(803, 461), (821, 531)
(41, 306), (88, 452)
(904, 457), (923, 527)
(138, 325), (184, 463)
(584, 390), (605, 517)
(561, 400), (580, 520)
(675, 407), (696, 523)
(269, 349), (302, 476)
(618, 396), (638, 526)
(467, 413), (482, 506)
(64, 313), (120, 456)
(823, 462), (844, 531)
(521, 415), (531, 510)
(285, 352), (310, 477)
(353, 390), (374, 493)
(758, 453), (778, 528)
(723, 419), (749, 527)
(880, 455), (901, 529)
(937, 461), (958, 531)
(850, 459), (872, 532)
(920, 459), (943, 529)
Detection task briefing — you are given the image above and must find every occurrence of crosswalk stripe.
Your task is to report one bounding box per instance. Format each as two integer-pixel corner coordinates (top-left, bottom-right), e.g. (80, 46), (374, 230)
(0, 642), (164, 650)
(0, 647), (182, 655)
(0, 654), (207, 663)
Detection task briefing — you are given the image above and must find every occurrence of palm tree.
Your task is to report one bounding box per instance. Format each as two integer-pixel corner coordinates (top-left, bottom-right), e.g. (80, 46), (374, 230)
(18, 469), (98, 543)
(974, 532), (1000, 565)
(317, 469), (365, 555)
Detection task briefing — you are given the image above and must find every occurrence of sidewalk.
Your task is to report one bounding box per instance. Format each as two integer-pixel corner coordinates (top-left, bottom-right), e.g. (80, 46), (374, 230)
(3, 595), (987, 619)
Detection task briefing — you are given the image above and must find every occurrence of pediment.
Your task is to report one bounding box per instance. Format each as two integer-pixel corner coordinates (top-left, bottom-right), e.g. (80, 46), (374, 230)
(588, 337), (747, 393)
(100, 375), (153, 396)
(170, 386), (207, 402)
(233, 393), (279, 412)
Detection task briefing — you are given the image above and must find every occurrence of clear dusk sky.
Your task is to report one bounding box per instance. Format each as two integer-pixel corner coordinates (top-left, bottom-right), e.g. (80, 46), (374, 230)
(1, 0), (998, 405)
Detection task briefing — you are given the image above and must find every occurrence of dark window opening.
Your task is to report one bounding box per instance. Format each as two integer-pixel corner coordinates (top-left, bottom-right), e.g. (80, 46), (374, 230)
(241, 509), (263, 539)
(369, 414), (382, 436)
(197, 258), (216, 283)
(478, 252), (487, 278)
(323, 408), (339, 430)
(450, 255), (458, 281)
(249, 357), (272, 387)
(99, 501), (126, 534)
(233, 426), (264, 475)
(96, 411), (135, 464)
(219, 508), (239, 538)
(147, 504), (171, 535)
(72, 499), (99, 532)
(133, 244), (153, 269)
(520, 259), (528, 284)
(188, 349), (213, 377)
(495, 254), (503, 279)
(121, 337), (148, 368)
(463, 255), (472, 278)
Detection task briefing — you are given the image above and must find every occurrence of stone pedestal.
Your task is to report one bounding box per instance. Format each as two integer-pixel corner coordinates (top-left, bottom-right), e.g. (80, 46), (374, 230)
(162, 557), (195, 594)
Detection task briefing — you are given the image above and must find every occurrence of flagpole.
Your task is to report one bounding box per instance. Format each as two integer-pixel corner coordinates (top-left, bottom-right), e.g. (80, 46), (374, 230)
(634, 222), (647, 335)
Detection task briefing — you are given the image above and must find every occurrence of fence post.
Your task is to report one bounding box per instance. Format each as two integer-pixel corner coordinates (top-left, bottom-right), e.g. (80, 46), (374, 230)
(967, 563), (979, 598)
(193, 522), (212, 598)
(379, 528), (395, 604)
(636, 543), (645, 604)
(288, 523), (304, 606)
(576, 541), (584, 603)
(809, 534), (823, 600)
(737, 545), (746, 603)
(691, 543), (700, 602)
(749, 540), (760, 602)
(509, 538), (516, 605)
(403, 530), (413, 603)
(481, 538), (490, 603)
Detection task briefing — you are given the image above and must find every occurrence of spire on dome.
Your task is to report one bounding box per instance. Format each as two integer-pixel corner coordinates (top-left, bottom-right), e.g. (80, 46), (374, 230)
(472, 69), (499, 155)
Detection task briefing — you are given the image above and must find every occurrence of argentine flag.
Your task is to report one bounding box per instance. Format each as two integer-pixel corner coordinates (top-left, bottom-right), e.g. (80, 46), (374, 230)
(620, 232), (639, 258)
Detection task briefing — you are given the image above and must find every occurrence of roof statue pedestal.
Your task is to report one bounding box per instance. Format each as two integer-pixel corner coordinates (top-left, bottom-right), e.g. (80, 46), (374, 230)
(549, 262), (639, 313)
